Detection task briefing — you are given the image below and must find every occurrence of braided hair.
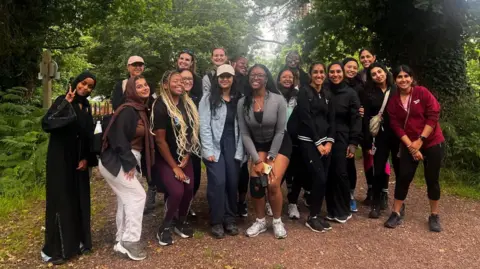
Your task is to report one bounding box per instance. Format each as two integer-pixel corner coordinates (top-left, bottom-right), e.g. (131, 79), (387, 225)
(150, 70), (201, 161)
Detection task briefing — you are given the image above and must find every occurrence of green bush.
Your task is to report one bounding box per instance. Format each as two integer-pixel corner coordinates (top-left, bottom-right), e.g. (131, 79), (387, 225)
(0, 87), (48, 197)
(440, 97), (480, 187)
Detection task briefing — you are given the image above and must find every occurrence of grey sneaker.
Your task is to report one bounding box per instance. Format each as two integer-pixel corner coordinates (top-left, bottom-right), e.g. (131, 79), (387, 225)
(272, 219), (287, 239)
(287, 204), (300, 219)
(114, 241), (147, 261)
(245, 219), (267, 237)
(144, 187), (156, 213)
(265, 202), (273, 217)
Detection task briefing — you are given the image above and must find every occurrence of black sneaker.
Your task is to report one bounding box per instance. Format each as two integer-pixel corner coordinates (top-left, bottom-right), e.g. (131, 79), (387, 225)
(384, 212), (402, 229)
(368, 204), (381, 219)
(363, 188), (373, 205)
(224, 222), (239, 236)
(318, 218), (332, 231)
(157, 225), (174, 246)
(305, 216), (326, 233)
(237, 201), (248, 217)
(174, 219), (194, 238)
(380, 191), (389, 210)
(428, 214), (442, 232)
(211, 224), (225, 239)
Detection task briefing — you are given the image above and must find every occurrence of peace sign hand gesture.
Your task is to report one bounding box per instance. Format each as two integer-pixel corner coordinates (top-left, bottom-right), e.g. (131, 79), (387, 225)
(65, 85), (76, 103)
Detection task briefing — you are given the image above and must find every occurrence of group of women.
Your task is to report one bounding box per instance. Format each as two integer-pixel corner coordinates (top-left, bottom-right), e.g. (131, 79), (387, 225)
(40, 48), (445, 264)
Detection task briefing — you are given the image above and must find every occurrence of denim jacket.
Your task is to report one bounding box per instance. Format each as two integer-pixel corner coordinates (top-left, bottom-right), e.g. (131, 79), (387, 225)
(199, 94), (244, 162)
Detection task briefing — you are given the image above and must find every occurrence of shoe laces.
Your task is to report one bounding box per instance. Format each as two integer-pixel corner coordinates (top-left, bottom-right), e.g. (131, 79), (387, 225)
(251, 220), (266, 230)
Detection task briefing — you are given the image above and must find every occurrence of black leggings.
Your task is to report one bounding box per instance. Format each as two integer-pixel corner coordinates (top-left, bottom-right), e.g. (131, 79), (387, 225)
(395, 142), (444, 201)
(371, 132), (400, 204)
(300, 141), (330, 217)
(238, 162), (249, 202)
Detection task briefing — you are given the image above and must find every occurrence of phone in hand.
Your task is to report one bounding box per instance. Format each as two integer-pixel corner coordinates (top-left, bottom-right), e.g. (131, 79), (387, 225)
(184, 176), (191, 184)
(262, 163), (272, 175)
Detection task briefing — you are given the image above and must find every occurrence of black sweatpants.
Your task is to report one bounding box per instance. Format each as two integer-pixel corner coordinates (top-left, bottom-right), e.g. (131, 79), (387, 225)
(238, 162), (249, 202)
(285, 144), (311, 204)
(300, 141), (330, 217)
(326, 142), (350, 218)
(395, 142), (444, 201)
(371, 131), (400, 205)
(347, 158), (357, 193)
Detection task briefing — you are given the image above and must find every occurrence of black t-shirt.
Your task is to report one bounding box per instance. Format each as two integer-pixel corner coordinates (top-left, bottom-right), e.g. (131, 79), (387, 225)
(153, 98), (191, 161)
(221, 100), (236, 140)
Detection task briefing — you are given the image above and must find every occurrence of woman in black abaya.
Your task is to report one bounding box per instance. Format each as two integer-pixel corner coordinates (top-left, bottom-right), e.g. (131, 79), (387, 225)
(41, 71), (97, 265)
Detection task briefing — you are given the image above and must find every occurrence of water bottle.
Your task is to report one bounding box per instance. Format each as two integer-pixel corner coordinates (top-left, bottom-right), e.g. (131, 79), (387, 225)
(94, 121), (102, 134)
(93, 121), (102, 155)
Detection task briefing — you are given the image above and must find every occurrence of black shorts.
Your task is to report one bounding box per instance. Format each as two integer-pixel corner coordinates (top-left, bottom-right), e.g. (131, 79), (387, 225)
(253, 134), (292, 159)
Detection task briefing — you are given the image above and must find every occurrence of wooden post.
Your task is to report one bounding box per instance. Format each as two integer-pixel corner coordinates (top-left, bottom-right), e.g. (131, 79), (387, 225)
(41, 50), (52, 109)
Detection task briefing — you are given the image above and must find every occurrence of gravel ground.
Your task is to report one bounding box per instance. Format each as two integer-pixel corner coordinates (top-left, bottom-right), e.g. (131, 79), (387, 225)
(3, 161), (480, 269)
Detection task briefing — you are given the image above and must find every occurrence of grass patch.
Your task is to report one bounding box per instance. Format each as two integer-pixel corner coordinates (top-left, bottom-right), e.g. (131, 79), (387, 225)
(193, 231), (205, 239)
(0, 184), (45, 220)
(414, 165), (480, 200)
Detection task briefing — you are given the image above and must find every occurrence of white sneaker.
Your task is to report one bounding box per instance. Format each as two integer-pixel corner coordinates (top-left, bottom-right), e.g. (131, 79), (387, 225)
(265, 202), (273, 216)
(272, 219), (287, 239)
(245, 219), (267, 237)
(288, 204), (300, 219)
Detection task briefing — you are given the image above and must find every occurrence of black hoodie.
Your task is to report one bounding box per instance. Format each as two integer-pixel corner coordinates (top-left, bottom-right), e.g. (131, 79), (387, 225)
(327, 81), (362, 146)
(296, 84), (335, 146)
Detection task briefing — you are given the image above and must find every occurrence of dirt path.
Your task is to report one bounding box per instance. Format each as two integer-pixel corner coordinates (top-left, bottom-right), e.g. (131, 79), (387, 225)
(2, 161), (480, 269)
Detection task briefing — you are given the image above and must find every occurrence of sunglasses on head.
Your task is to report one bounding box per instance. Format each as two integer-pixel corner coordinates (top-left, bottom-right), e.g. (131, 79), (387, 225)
(182, 49), (195, 56)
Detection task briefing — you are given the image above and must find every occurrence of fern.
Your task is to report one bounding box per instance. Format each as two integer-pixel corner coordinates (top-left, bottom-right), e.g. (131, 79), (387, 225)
(0, 86), (49, 197)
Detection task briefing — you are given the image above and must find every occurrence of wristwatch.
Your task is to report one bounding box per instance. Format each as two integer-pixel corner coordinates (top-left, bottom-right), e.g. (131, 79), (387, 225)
(267, 155), (275, 162)
(420, 135), (427, 141)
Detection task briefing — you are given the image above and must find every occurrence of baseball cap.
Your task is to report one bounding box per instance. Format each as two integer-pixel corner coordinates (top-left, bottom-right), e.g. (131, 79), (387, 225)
(127, 56), (145, 65)
(216, 64), (235, 76)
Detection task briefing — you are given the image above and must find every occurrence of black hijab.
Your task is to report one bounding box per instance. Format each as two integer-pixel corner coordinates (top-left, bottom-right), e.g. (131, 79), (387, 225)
(69, 71), (97, 108)
(69, 71), (96, 135)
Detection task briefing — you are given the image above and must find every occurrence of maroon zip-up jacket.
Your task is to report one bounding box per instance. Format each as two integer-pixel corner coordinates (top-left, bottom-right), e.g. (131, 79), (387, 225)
(387, 85), (444, 149)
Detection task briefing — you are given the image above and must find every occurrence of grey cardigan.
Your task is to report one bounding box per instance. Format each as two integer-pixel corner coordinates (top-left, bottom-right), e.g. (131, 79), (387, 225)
(237, 92), (287, 163)
(199, 94), (244, 162)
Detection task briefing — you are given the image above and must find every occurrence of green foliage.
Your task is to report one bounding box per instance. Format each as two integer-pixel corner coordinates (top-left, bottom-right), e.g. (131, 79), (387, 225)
(467, 56), (480, 94)
(87, 0), (258, 96)
(0, 0), (112, 90)
(441, 99), (480, 173)
(0, 87), (48, 197)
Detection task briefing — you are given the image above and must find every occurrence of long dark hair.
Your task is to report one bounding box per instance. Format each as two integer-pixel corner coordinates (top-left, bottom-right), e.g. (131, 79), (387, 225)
(209, 75), (241, 117)
(177, 50), (197, 74)
(277, 67), (297, 101)
(365, 62), (394, 96)
(359, 48), (376, 57)
(243, 64), (280, 117)
(392, 65), (415, 81)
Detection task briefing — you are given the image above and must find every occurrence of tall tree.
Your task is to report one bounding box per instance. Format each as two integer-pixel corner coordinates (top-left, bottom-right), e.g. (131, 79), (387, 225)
(291, 0), (478, 102)
(0, 0), (111, 91)
(87, 0), (260, 96)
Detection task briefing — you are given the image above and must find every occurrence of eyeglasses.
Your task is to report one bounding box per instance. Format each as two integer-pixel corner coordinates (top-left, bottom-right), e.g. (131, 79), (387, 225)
(183, 78), (194, 83)
(249, 74), (266, 79)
